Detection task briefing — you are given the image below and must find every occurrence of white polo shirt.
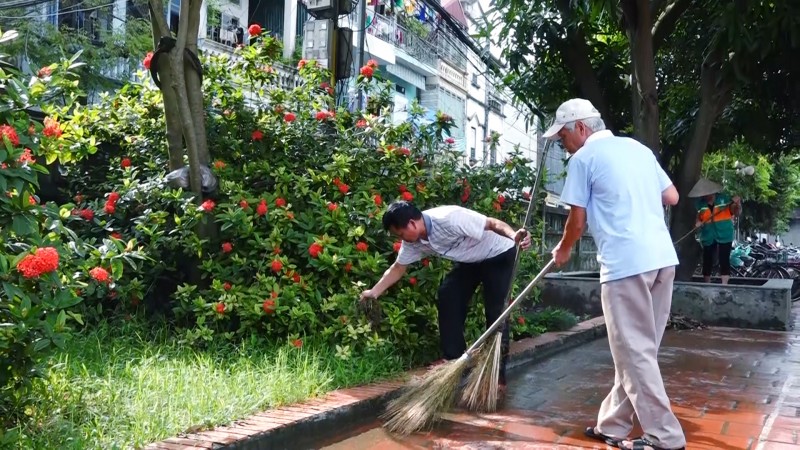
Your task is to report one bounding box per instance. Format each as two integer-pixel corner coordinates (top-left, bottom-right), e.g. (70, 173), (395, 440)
(396, 206), (514, 265)
(560, 130), (678, 283)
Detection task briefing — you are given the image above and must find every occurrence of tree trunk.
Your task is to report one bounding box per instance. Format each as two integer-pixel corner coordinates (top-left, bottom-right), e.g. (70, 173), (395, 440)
(168, 0), (203, 197)
(671, 49), (732, 281)
(148, 0), (185, 171)
(184, 2), (210, 167)
(621, 0), (661, 154)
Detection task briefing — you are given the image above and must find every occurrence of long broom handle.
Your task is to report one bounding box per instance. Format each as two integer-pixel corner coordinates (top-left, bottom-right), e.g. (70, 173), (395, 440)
(465, 259), (557, 356)
(499, 137), (555, 320)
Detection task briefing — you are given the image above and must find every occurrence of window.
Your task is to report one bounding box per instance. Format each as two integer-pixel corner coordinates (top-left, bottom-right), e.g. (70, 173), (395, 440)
(471, 73), (479, 87)
(470, 127), (476, 161)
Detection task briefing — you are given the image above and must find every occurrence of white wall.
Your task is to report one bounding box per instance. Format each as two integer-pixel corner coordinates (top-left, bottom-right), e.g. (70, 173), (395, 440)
(462, 0), (537, 167)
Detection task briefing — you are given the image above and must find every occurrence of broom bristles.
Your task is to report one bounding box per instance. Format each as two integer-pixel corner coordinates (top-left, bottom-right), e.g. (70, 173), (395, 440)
(381, 356), (470, 435)
(459, 332), (502, 412)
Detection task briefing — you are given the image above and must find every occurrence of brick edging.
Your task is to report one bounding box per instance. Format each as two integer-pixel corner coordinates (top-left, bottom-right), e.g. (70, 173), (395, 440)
(144, 316), (607, 450)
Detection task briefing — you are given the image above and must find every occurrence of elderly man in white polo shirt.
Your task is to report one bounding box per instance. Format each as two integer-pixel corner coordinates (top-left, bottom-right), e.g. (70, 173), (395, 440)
(360, 201), (530, 395)
(545, 99), (685, 450)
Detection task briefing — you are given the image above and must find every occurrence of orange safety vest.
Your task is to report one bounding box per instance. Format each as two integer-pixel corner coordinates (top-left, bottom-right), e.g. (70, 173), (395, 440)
(697, 204), (733, 223)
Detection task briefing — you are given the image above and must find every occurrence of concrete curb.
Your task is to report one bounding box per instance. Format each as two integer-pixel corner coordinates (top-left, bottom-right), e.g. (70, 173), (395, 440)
(144, 316), (608, 450)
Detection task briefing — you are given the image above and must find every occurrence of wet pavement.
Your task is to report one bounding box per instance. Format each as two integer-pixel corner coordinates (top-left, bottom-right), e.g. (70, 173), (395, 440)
(320, 309), (800, 449)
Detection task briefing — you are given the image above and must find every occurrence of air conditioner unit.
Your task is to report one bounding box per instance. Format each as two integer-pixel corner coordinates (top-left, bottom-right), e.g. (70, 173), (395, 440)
(304, 0), (353, 20)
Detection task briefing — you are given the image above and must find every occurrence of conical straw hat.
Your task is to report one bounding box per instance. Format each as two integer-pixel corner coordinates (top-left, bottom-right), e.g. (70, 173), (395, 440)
(688, 178), (723, 198)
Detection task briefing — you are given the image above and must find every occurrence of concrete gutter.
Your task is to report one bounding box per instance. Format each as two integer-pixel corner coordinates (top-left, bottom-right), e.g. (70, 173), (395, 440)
(144, 316), (607, 450)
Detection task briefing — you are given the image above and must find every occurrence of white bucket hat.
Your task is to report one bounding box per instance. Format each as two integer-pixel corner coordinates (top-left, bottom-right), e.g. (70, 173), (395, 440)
(688, 178), (723, 198)
(543, 98), (602, 139)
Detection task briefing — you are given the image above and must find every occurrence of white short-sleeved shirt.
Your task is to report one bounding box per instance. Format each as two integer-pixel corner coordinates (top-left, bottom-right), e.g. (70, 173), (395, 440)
(396, 206), (514, 265)
(560, 130), (678, 283)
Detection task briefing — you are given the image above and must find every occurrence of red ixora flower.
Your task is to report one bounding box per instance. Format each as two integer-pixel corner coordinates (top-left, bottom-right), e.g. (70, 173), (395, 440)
(283, 112), (296, 122)
(221, 242), (233, 253)
(252, 130), (264, 141)
(308, 242), (323, 258)
(409, 277), (417, 285)
(402, 191), (413, 201)
(445, 137), (455, 144)
(240, 199), (250, 210)
(271, 259), (283, 273)
(367, 59), (378, 68)
(298, 59), (308, 69)
(360, 65), (374, 78)
(422, 258), (430, 267)
(315, 111), (333, 121)
(497, 194), (506, 205)
(37, 66), (52, 78)
(292, 339), (303, 348)
(78, 208), (94, 221)
(0, 124), (20, 147)
(16, 247), (59, 279)
(275, 197), (286, 208)
(110, 232), (122, 240)
(373, 194), (383, 206)
(262, 299), (276, 314)
(213, 160), (226, 169)
(517, 316), (526, 325)
(356, 119), (367, 129)
(344, 262), (353, 272)
(89, 267), (111, 284)
(257, 199), (268, 216)
(393, 241), (402, 252)
(327, 202), (338, 211)
(356, 242), (368, 252)
(248, 23), (262, 37)
(104, 203), (116, 214)
(18, 148), (35, 165)
(121, 157), (132, 168)
(200, 199), (215, 212)
(492, 201), (502, 212)
(286, 211), (295, 220)
(43, 117), (62, 138)
(223, 282), (232, 291)
(143, 52), (154, 69)
(398, 185), (408, 193)
(215, 302), (225, 314)
(338, 184), (349, 194)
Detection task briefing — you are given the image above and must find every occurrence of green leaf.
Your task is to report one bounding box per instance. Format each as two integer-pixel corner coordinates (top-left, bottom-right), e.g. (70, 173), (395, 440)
(111, 259), (124, 279)
(11, 215), (35, 236)
(3, 282), (24, 301)
(33, 339), (51, 352)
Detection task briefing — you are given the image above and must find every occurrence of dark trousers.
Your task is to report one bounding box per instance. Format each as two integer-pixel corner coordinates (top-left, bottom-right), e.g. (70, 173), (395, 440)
(437, 247), (516, 385)
(702, 241), (732, 276)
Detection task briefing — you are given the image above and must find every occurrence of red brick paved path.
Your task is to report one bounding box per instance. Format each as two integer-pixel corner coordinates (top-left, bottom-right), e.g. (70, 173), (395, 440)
(320, 308), (800, 449)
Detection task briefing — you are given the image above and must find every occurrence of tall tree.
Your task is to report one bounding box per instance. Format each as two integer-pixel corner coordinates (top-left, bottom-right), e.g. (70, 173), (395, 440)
(488, 0), (800, 279)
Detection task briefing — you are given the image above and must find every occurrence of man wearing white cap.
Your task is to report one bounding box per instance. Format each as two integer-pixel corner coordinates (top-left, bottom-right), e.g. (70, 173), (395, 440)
(546, 99), (686, 450)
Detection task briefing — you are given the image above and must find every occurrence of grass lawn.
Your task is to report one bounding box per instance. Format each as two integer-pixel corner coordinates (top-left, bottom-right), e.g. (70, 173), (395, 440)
(11, 320), (408, 450)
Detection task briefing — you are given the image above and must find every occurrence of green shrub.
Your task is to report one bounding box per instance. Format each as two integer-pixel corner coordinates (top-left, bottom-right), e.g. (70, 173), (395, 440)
(62, 35), (546, 363)
(0, 31), (143, 423)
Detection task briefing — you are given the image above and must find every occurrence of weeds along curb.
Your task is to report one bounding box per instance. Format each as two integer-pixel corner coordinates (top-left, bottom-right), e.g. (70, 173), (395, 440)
(144, 316), (607, 450)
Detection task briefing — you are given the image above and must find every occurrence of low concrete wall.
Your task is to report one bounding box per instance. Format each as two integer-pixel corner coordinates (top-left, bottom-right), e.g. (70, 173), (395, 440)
(540, 272), (793, 331)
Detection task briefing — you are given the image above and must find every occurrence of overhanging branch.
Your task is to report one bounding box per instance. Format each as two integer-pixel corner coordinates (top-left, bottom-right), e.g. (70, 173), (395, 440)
(652, 0), (692, 53)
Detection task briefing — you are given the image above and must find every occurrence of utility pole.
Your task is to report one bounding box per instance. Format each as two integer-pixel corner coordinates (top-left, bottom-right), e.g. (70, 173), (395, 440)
(330, 0), (339, 106)
(356, 0), (367, 110)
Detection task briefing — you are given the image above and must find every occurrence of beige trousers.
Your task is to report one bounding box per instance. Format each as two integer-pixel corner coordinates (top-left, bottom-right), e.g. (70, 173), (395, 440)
(596, 266), (686, 449)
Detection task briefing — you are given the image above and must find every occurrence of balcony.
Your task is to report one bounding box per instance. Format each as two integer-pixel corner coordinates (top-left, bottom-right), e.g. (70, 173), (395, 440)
(366, 14), (439, 70)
